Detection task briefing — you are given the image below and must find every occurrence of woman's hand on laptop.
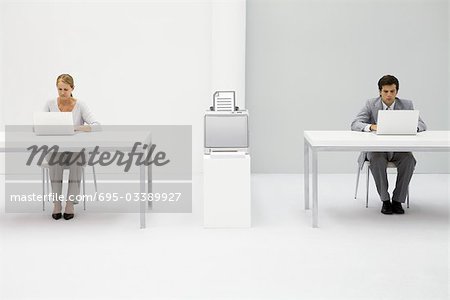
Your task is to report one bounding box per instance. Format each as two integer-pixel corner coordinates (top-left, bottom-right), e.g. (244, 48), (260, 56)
(370, 124), (377, 131)
(75, 125), (92, 132)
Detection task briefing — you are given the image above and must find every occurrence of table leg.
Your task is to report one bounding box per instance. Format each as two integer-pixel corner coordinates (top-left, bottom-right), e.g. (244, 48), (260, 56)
(304, 140), (310, 210)
(148, 157), (152, 210)
(140, 163), (146, 229)
(312, 149), (318, 228)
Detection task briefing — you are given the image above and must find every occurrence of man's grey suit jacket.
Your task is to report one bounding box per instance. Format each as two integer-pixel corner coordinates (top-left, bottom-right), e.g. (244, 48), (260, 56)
(351, 97), (427, 168)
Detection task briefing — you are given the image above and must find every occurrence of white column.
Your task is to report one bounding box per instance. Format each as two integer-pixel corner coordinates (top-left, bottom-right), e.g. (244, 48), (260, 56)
(211, 0), (246, 109)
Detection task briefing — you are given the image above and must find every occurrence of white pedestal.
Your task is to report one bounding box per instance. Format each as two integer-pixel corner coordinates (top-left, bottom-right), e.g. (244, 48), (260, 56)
(203, 153), (251, 228)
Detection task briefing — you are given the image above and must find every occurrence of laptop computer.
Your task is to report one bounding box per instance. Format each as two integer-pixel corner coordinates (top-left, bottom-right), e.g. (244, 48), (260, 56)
(33, 112), (75, 136)
(376, 110), (419, 135)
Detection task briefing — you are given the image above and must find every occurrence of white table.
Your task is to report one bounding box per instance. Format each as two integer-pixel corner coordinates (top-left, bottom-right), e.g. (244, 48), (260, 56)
(0, 129), (152, 229)
(304, 130), (450, 228)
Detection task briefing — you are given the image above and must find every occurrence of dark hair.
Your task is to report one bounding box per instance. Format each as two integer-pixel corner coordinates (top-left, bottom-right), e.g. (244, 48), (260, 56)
(378, 75), (399, 91)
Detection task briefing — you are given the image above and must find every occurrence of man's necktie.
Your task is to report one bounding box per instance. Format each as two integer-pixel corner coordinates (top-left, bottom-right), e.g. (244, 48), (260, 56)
(386, 106), (394, 160)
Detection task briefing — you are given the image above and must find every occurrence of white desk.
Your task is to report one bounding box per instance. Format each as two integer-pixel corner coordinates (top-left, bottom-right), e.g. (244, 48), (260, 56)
(304, 131), (450, 228)
(0, 129), (152, 229)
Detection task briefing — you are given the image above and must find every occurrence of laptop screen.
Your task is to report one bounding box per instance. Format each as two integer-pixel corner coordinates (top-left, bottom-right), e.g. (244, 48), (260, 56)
(376, 110), (419, 135)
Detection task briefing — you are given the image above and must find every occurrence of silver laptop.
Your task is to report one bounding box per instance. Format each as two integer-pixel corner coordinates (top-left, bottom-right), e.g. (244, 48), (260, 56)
(33, 112), (75, 136)
(376, 110), (419, 135)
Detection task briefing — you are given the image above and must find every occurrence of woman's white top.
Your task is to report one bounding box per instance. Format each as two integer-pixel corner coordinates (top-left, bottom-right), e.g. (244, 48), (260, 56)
(45, 99), (100, 130)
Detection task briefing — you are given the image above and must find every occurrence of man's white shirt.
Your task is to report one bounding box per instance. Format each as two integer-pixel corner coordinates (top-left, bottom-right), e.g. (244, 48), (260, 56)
(363, 100), (396, 132)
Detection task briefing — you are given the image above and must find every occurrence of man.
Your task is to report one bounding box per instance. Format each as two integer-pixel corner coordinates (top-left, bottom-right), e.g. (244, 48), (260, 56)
(351, 75), (426, 214)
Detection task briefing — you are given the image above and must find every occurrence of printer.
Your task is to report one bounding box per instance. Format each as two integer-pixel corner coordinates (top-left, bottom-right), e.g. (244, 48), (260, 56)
(204, 110), (249, 154)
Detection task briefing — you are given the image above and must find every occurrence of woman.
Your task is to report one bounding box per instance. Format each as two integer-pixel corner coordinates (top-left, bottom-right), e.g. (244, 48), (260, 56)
(45, 74), (100, 220)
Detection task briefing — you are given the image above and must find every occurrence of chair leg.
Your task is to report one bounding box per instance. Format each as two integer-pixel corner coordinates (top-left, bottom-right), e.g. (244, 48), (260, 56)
(42, 168), (46, 211)
(407, 187), (410, 208)
(82, 167), (86, 211)
(92, 165), (98, 201)
(46, 169), (51, 205)
(365, 164), (370, 208)
(354, 165), (361, 199)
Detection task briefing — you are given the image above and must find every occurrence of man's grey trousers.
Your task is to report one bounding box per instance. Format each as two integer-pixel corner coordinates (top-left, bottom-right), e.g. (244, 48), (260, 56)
(367, 152), (416, 203)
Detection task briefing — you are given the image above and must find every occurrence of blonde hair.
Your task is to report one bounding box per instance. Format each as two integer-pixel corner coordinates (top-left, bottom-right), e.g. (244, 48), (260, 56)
(56, 74), (75, 97)
(56, 74), (74, 88)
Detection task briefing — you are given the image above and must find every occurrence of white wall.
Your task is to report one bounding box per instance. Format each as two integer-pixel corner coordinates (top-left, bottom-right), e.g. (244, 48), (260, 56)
(0, 0), (213, 173)
(2, 0), (448, 174)
(246, 0), (449, 173)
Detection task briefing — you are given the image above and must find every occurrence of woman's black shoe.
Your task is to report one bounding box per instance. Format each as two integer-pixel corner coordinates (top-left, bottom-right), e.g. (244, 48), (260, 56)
(52, 213), (62, 220)
(63, 213), (74, 220)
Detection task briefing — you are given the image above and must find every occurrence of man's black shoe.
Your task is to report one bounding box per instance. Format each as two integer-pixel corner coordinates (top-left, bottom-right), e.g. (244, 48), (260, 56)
(381, 200), (393, 215)
(392, 201), (405, 214)
(63, 213), (74, 220)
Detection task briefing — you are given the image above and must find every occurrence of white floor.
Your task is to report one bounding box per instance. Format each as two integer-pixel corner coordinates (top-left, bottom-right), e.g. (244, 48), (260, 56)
(0, 174), (448, 300)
